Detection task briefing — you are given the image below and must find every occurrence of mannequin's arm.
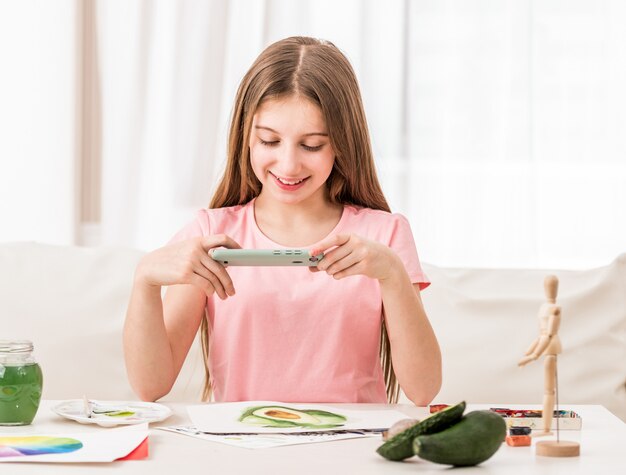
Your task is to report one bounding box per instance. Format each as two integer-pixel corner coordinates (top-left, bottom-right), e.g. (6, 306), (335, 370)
(547, 307), (561, 335)
(523, 337), (540, 356)
(518, 307), (560, 367)
(518, 335), (550, 366)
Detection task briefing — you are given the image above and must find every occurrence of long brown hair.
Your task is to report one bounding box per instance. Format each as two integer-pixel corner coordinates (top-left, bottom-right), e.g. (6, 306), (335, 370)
(201, 36), (399, 403)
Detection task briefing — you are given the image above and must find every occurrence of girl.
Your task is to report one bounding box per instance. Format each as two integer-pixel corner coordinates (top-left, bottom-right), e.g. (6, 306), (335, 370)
(124, 36), (441, 405)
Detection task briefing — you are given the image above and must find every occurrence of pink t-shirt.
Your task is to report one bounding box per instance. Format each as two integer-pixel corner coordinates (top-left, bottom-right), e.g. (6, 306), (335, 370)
(170, 199), (429, 403)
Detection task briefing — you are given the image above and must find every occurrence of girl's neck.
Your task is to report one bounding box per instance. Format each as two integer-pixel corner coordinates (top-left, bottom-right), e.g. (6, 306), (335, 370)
(253, 192), (343, 247)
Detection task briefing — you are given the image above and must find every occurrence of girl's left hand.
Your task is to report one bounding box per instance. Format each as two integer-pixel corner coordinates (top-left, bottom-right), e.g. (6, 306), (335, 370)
(309, 233), (402, 281)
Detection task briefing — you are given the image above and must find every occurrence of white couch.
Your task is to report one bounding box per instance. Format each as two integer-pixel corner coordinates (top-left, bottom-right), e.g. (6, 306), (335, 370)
(2, 242), (625, 421)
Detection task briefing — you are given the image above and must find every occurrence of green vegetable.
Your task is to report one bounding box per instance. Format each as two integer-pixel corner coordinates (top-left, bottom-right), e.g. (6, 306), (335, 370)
(412, 410), (506, 466)
(376, 401), (466, 461)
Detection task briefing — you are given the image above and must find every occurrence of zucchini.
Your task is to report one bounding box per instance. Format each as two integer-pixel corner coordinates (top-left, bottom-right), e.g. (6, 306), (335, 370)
(376, 401), (466, 461)
(412, 410), (506, 466)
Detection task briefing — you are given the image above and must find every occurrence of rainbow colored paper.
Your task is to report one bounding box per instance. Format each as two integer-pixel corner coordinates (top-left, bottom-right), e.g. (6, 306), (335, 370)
(0, 436), (83, 457)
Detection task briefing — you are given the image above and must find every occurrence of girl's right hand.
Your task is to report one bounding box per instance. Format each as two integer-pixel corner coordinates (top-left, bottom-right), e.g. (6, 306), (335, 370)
(134, 235), (241, 300)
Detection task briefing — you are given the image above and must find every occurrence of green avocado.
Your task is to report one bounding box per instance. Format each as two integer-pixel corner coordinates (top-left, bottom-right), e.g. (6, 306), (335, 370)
(376, 401), (466, 461)
(413, 410), (506, 466)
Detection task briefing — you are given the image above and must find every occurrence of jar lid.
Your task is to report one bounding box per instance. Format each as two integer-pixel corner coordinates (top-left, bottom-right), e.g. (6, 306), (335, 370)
(0, 340), (34, 353)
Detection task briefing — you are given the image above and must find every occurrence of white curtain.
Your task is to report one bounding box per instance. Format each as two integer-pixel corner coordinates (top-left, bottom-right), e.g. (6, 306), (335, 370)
(94, 0), (235, 249)
(1, 0), (625, 269)
(0, 0), (78, 244)
(400, 0), (626, 269)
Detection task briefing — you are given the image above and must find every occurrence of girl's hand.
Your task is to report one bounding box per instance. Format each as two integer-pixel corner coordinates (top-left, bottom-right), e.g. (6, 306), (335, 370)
(135, 235), (241, 300)
(309, 233), (403, 282)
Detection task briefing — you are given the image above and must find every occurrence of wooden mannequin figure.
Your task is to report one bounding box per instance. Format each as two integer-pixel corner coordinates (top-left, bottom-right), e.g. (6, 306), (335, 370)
(518, 275), (580, 457)
(518, 275), (561, 436)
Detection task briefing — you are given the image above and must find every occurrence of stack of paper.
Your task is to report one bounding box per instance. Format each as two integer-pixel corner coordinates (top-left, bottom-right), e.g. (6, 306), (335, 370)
(158, 401), (410, 449)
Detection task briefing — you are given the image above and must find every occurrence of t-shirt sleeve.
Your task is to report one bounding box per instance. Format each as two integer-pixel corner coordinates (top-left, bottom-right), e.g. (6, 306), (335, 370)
(167, 209), (212, 244)
(388, 213), (430, 291)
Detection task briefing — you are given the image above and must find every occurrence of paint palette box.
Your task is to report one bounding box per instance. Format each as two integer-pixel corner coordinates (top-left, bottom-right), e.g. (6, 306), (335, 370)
(490, 408), (582, 430)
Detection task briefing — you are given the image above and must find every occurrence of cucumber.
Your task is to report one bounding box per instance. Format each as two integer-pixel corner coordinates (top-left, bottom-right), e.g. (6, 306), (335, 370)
(376, 401), (466, 461)
(412, 410), (506, 467)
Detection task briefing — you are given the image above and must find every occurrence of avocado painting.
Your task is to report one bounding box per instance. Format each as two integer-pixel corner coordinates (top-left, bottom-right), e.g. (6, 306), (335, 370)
(239, 405), (347, 429)
(187, 401), (411, 434)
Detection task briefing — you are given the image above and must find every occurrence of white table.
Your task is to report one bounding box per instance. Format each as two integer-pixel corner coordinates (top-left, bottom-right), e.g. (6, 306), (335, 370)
(3, 402), (625, 474)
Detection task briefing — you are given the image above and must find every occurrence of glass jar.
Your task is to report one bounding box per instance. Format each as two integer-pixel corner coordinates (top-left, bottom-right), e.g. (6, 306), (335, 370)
(0, 340), (43, 425)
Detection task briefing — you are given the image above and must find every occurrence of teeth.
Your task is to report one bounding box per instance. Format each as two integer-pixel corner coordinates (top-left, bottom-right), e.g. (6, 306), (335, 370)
(276, 176), (305, 185)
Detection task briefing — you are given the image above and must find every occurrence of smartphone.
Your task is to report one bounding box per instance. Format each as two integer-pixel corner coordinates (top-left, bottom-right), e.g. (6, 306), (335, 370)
(211, 249), (324, 266)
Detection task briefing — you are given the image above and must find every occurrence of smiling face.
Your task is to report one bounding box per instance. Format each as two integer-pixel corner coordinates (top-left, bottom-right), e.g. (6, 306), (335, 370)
(249, 95), (336, 207)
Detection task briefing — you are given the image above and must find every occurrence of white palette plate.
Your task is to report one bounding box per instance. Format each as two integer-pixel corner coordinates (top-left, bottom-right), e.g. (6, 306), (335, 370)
(52, 399), (172, 427)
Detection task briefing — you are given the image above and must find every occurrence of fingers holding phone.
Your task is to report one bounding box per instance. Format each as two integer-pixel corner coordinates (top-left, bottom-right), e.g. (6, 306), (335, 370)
(136, 235), (241, 299)
(310, 233), (400, 281)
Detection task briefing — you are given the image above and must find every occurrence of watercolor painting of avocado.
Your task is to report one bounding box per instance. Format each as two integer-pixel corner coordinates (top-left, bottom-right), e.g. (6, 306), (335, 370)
(187, 401), (411, 434)
(239, 405), (347, 429)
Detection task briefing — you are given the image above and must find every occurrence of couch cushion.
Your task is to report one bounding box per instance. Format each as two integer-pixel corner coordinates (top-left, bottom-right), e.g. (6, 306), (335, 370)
(417, 254), (626, 421)
(0, 242), (205, 402)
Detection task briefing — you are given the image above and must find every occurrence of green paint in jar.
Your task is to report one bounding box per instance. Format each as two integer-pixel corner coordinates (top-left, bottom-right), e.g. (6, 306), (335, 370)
(0, 340), (43, 425)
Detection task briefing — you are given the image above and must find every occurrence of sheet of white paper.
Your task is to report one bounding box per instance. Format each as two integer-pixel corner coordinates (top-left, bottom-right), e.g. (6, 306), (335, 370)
(187, 401), (409, 434)
(0, 423), (148, 463)
(158, 425), (380, 449)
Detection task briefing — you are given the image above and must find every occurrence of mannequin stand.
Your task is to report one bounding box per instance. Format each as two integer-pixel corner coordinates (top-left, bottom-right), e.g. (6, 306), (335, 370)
(536, 440), (580, 457)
